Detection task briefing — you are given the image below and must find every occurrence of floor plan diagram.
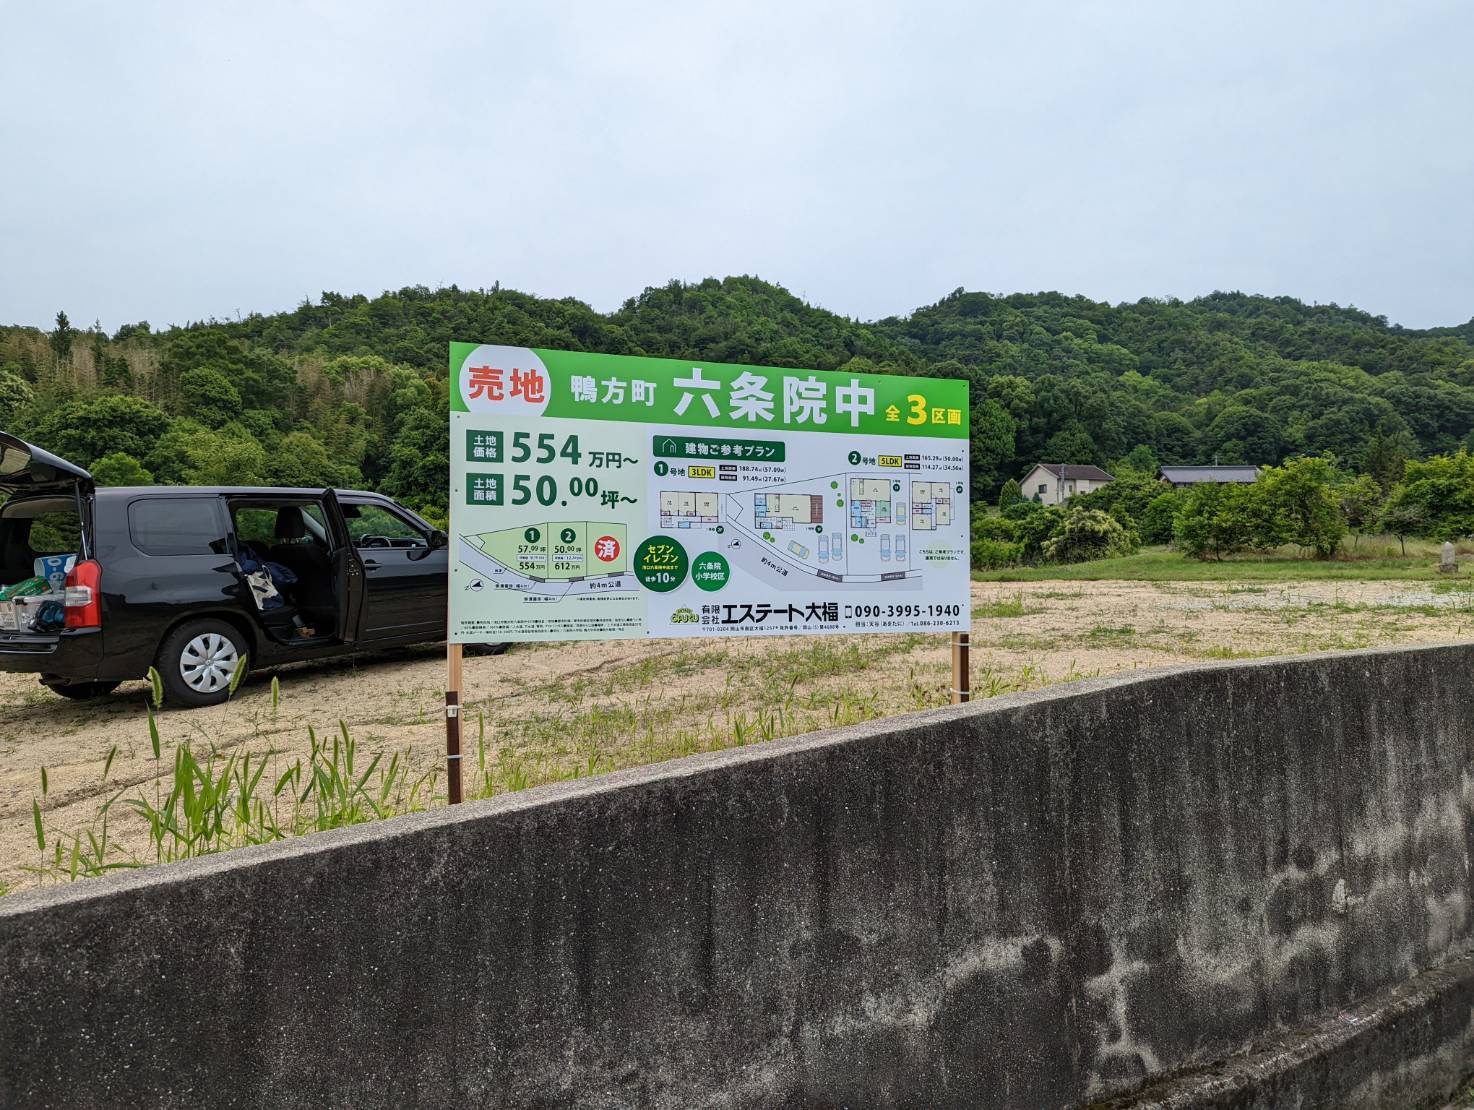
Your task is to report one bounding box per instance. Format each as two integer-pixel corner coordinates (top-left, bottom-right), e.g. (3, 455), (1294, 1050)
(708, 468), (963, 588)
(659, 491), (719, 529)
(847, 478), (893, 530)
(909, 481), (954, 530)
(754, 492), (823, 529)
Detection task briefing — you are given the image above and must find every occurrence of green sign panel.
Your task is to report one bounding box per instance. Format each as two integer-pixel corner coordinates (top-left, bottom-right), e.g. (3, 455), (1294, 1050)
(448, 344), (970, 643)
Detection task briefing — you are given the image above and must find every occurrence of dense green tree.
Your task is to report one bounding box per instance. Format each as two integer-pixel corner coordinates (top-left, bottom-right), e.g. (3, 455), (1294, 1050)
(50, 311), (74, 361)
(1006, 502), (1066, 562)
(1073, 470), (1166, 533)
(1337, 474), (1383, 549)
(90, 451), (155, 486)
(33, 395), (172, 467)
(97, 351), (133, 390)
(985, 375), (1034, 423)
(1111, 444), (1159, 476)
(1042, 423), (1098, 464)
(112, 321), (151, 342)
(144, 423), (267, 486)
(1360, 426), (1414, 490)
(1206, 405), (1281, 464)
(264, 431), (361, 489)
(1173, 483), (1273, 559)
(1378, 488), (1429, 555)
(1150, 412), (1198, 464)
(0, 368), (34, 428)
(176, 367), (242, 428)
(997, 478), (1023, 511)
(379, 407), (448, 513)
(969, 399), (1016, 493)
(970, 514), (1023, 569)
(1380, 452), (1474, 541)
(1256, 457), (1345, 558)
(160, 331), (295, 415)
(1141, 490), (1182, 544)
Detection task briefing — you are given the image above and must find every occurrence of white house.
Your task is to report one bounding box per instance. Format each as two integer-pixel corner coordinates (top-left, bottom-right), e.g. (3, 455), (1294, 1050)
(1020, 462), (1114, 505)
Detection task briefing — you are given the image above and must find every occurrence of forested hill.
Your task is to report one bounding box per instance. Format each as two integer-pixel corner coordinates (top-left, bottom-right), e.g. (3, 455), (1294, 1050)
(1, 277), (1471, 520)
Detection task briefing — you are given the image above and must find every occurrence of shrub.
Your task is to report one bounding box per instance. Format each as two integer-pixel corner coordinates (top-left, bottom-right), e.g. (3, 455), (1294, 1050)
(1009, 503), (1066, 562)
(1141, 490), (1181, 545)
(1041, 508), (1136, 564)
(1257, 456), (1346, 559)
(997, 478), (1023, 512)
(970, 512), (1023, 570)
(971, 537), (1024, 569)
(1073, 471), (1163, 533)
(1173, 483), (1269, 559)
(1381, 451), (1474, 542)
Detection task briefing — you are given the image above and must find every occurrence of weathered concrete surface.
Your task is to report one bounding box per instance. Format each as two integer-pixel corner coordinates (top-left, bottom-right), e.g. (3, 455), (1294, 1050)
(1103, 954), (1474, 1109)
(4, 644), (1474, 1109)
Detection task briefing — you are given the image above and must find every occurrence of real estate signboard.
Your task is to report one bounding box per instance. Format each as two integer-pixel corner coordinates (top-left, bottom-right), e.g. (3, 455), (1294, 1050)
(448, 344), (969, 643)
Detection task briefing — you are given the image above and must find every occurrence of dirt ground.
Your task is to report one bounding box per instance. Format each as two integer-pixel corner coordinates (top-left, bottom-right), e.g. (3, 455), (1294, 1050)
(4, 577), (1472, 889)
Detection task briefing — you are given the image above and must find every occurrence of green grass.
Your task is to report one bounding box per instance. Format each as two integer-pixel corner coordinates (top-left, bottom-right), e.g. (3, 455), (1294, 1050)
(24, 669), (438, 884)
(1194, 644), (1274, 661)
(973, 593), (1040, 618)
(974, 546), (1460, 584)
(25, 636), (992, 886)
(26, 718), (436, 883)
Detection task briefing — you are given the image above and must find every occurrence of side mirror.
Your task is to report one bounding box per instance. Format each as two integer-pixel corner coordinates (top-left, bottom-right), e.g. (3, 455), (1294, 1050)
(428, 529), (448, 549)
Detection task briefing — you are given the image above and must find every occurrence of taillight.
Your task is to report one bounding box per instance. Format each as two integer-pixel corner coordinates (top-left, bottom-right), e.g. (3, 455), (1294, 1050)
(64, 560), (102, 630)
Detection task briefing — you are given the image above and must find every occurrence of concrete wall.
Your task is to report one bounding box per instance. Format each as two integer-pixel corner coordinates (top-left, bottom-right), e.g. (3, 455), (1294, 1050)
(4, 644), (1474, 1109)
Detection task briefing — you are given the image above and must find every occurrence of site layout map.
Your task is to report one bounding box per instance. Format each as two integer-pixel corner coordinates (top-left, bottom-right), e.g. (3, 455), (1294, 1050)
(448, 344), (970, 642)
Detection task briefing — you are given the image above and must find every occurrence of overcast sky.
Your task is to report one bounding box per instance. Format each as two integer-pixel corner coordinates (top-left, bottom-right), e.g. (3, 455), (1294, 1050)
(3, 0), (1471, 332)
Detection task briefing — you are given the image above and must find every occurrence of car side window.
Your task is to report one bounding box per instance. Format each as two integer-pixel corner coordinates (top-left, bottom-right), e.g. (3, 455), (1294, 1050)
(343, 503), (427, 548)
(129, 499), (229, 557)
(232, 504), (331, 549)
(233, 509), (278, 548)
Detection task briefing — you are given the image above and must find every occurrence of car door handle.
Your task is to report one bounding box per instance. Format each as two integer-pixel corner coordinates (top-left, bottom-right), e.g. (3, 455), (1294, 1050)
(362, 559), (381, 570)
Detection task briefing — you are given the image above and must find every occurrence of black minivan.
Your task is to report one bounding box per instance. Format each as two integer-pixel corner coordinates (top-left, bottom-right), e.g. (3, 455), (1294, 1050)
(0, 432), (454, 707)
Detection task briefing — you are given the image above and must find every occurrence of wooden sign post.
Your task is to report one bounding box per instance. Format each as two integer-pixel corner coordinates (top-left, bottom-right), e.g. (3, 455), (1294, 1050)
(446, 641), (464, 804)
(951, 631), (971, 704)
(445, 342), (973, 806)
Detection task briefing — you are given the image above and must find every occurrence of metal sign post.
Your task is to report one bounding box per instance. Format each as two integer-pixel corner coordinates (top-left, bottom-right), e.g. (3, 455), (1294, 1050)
(446, 641), (464, 803)
(951, 631), (971, 704)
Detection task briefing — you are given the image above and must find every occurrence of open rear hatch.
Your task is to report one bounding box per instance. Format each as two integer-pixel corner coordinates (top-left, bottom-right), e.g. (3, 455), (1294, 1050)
(0, 432), (95, 641)
(0, 432), (94, 498)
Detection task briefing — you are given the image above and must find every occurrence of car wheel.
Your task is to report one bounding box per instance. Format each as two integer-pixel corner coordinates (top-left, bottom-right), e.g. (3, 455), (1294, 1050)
(156, 619), (249, 708)
(466, 642), (511, 656)
(42, 680), (121, 701)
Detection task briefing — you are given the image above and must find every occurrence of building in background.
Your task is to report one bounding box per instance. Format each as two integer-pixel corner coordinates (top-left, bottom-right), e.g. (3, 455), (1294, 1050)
(1158, 465), (1261, 488)
(1020, 462), (1114, 505)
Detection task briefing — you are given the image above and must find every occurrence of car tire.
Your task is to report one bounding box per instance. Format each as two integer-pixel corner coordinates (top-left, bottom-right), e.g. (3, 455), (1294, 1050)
(466, 642), (511, 656)
(42, 680), (121, 701)
(156, 619), (249, 708)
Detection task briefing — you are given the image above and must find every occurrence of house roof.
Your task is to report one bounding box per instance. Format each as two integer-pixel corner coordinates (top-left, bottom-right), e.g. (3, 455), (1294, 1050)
(1158, 466), (1261, 484)
(1032, 462), (1114, 483)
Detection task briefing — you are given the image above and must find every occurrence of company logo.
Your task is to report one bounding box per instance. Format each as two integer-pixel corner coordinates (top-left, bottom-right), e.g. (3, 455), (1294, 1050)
(594, 535), (621, 562)
(669, 607), (699, 624)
